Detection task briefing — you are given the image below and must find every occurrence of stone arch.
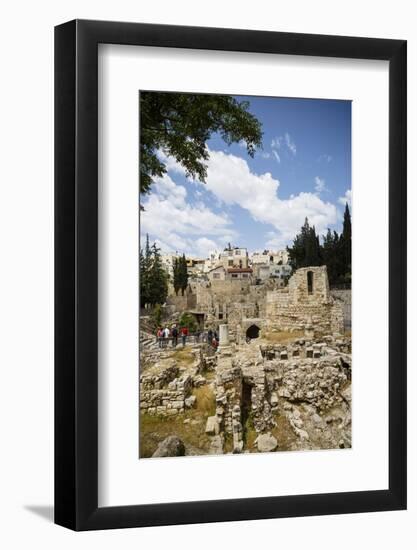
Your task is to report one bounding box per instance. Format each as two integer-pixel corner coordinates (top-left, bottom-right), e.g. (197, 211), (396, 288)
(246, 324), (260, 340)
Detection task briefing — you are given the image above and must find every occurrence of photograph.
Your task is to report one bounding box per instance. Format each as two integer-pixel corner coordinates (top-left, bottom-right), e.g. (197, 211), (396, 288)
(139, 91), (352, 458)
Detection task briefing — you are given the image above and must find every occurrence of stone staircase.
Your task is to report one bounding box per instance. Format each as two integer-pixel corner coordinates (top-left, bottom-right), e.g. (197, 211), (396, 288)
(140, 330), (159, 350)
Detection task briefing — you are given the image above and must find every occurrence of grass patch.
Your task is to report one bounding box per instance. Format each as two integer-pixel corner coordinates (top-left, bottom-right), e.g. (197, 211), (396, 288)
(140, 412), (210, 458)
(192, 385), (216, 416)
(262, 330), (305, 344)
(243, 414), (258, 452)
(170, 347), (195, 366)
(139, 385), (216, 458)
(271, 413), (298, 451)
(223, 432), (233, 454)
(203, 370), (216, 381)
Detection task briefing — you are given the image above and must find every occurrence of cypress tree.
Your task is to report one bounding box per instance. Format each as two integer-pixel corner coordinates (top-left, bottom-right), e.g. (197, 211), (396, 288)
(287, 218), (323, 269)
(341, 203), (352, 279)
(139, 235), (168, 307)
(148, 242), (168, 306)
(140, 234), (153, 307)
(173, 257), (181, 296)
(179, 254), (188, 296)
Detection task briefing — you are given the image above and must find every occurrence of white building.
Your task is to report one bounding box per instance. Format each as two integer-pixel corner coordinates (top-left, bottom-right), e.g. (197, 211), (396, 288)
(207, 265), (226, 281)
(250, 249), (289, 266)
(219, 246), (249, 269)
(255, 263), (292, 285)
(226, 267), (253, 281)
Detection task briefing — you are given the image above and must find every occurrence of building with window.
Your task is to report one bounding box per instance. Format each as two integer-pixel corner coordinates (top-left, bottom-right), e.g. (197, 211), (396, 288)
(207, 265), (227, 281)
(219, 246), (249, 269)
(250, 249), (289, 266)
(226, 267), (253, 281)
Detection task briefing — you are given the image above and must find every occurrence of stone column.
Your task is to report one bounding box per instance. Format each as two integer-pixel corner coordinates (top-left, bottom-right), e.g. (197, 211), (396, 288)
(304, 315), (315, 339)
(219, 324), (230, 347)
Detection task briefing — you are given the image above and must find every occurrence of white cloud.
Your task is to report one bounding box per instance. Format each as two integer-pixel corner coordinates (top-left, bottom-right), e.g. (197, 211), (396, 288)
(150, 148), (338, 252)
(314, 176), (327, 194)
(141, 173), (236, 257)
(271, 137), (283, 149)
(272, 150), (281, 164)
(196, 149), (337, 248)
(270, 133), (296, 160)
(194, 237), (219, 257)
(338, 189), (352, 208)
(259, 151), (271, 159)
(318, 154), (332, 163)
(156, 149), (187, 176)
(285, 132), (297, 156)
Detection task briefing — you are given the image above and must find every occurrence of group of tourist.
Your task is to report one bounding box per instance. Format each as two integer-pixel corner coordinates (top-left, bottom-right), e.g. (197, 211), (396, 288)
(155, 324), (221, 350)
(156, 325), (189, 348)
(207, 329), (219, 350)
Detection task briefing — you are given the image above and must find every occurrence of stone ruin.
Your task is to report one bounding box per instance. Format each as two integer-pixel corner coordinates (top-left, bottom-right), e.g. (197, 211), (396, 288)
(200, 324), (351, 454)
(265, 266), (344, 335)
(140, 364), (193, 416)
(192, 265), (345, 343)
(140, 266), (352, 456)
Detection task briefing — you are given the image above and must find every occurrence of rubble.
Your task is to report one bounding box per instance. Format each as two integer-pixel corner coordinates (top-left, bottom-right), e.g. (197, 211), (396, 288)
(140, 266), (352, 456)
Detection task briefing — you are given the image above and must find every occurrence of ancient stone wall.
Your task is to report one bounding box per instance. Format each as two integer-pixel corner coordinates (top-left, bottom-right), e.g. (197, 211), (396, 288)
(331, 289), (352, 329)
(139, 365), (193, 416)
(265, 266), (344, 335)
(166, 293), (197, 311)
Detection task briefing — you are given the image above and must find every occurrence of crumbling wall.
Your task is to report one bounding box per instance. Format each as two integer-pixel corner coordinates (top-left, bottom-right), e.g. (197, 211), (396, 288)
(331, 289), (352, 329)
(139, 365), (193, 416)
(265, 266), (344, 335)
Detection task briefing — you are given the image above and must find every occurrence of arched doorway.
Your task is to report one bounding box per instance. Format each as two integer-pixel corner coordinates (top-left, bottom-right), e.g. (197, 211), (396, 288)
(246, 325), (260, 340)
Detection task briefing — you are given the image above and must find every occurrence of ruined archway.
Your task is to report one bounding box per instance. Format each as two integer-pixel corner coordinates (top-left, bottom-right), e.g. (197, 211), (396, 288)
(246, 324), (260, 340)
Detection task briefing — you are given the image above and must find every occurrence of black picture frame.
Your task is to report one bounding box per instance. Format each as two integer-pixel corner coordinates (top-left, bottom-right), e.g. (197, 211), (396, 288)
(55, 19), (407, 531)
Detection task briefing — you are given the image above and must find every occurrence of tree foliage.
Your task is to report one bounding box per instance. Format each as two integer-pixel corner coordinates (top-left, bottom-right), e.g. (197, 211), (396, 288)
(172, 254), (189, 296)
(179, 312), (198, 334)
(287, 205), (352, 286)
(140, 235), (168, 307)
(150, 303), (163, 331)
(140, 92), (263, 194)
(179, 254), (188, 296)
(287, 218), (323, 270)
(173, 257), (181, 296)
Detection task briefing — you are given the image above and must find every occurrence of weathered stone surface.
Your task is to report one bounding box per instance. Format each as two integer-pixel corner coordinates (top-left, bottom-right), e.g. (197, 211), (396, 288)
(184, 395), (197, 408)
(205, 416), (220, 435)
(256, 434), (278, 452)
(140, 265), (351, 456)
(209, 435), (224, 454)
(152, 436), (185, 457)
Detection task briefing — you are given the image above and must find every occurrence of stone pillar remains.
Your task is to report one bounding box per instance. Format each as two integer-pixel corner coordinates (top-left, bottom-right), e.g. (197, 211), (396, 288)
(304, 315), (315, 339)
(219, 324), (230, 347)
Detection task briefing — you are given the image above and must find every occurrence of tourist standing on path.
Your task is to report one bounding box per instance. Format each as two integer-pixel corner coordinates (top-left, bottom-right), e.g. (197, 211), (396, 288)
(181, 326), (188, 347)
(171, 325), (178, 347)
(207, 328), (213, 345)
(157, 327), (163, 348)
(163, 326), (170, 347)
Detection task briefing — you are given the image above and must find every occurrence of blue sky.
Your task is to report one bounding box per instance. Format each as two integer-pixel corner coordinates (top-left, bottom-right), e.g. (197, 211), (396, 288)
(141, 95), (351, 258)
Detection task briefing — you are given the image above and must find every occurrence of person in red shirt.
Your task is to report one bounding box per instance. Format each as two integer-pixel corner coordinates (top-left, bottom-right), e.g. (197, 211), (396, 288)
(212, 336), (218, 351)
(181, 326), (188, 347)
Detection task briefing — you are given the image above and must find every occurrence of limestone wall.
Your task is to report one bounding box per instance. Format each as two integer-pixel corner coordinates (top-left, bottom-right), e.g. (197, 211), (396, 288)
(139, 366), (193, 416)
(331, 289), (352, 329)
(166, 293), (196, 311)
(265, 266), (344, 335)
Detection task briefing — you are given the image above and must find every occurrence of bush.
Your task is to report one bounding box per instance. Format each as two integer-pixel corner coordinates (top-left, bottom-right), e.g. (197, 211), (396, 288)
(179, 312), (198, 333)
(150, 304), (163, 331)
